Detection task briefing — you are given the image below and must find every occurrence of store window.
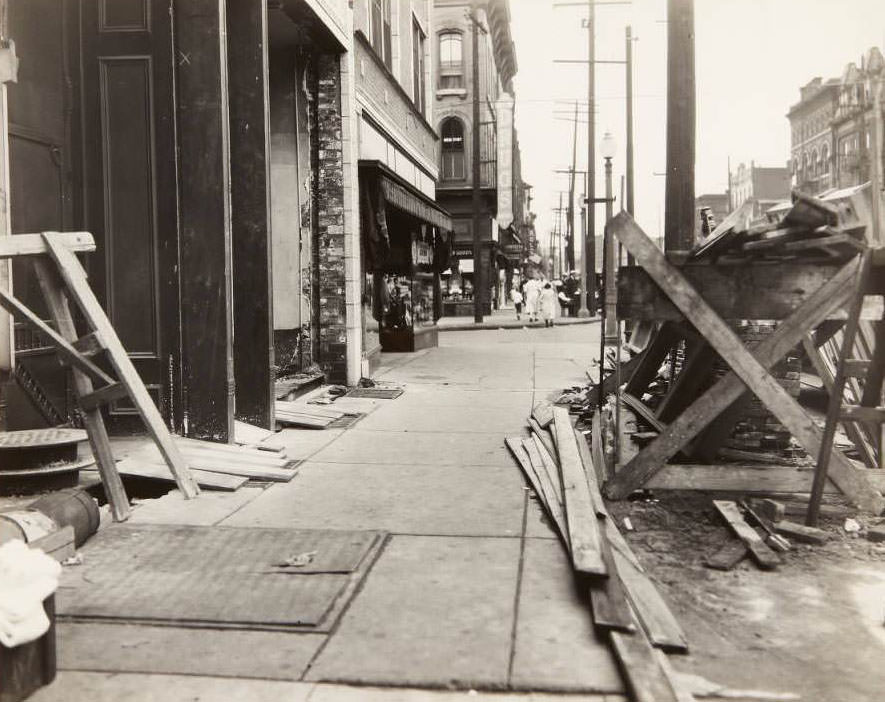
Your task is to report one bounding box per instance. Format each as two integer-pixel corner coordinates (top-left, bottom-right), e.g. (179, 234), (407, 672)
(441, 117), (466, 180)
(412, 19), (426, 115)
(439, 31), (463, 89)
(371, 0), (392, 70)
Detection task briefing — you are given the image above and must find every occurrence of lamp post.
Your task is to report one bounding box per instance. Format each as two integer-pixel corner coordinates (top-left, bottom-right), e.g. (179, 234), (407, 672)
(600, 131), (618, 345)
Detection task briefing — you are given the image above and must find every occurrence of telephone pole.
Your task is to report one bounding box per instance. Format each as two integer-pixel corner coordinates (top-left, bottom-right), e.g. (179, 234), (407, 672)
(470, 2), (484, 322)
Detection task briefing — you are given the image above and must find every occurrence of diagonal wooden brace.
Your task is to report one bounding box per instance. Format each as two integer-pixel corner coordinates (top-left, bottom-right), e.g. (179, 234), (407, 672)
(604, 213), (884, 513)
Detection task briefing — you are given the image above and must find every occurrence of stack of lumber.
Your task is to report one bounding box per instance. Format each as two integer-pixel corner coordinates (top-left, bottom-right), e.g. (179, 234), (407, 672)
(690, 191), (864, 263)
(507, 403), (692, 702)
(106, 430), (299, 491)
(274, 401), (359, 429)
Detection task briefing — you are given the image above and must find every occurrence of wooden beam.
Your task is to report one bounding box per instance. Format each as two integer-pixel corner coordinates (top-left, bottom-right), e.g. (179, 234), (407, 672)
(623, 321), (681, 398)
(174, 0), (235, 442)
(0, 231), (95, 259)
(656, 341), (717, 423)
(228, 0), (274, 430)
(552, 407), (606, 576)
(606, 215), (884, 514)
(617, 263), (848, 321)
(713, 500), (780, 569)
(32, 259), (130, 521)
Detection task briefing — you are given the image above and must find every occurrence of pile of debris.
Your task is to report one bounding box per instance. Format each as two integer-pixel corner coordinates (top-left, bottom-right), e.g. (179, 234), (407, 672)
(506, 402), (691, 701)
(690, 191), (865, 263)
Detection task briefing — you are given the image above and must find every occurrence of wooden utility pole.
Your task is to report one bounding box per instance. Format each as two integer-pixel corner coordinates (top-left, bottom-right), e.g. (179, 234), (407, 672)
(566, 102), (579, 271)
(471, 3), (484, 322)
(586, 0), (597, 312)
(0, 0), (14, 429)
(664, 0), (695, 253)
(625, 26), (635, 268)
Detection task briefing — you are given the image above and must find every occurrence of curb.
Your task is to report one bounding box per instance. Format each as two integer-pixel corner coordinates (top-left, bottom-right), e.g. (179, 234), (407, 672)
(437, 318), (602, 332)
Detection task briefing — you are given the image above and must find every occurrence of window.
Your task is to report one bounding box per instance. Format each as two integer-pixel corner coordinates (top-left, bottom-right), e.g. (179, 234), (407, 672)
(412, 19), (426, 115)
(371, 0), (392, 70)
(441, 117), (466, 180)
(439, 31), (463, 89)
(821, 144), (830, 173)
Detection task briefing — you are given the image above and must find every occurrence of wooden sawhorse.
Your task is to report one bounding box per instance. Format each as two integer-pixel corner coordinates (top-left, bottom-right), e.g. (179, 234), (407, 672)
(0, 231), (199, 520)
(601, 213), (884, 514)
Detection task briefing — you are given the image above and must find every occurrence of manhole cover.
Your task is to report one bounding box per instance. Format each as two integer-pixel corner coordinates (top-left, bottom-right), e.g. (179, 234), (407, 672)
(345, 388), (404, 399)
(0, 428), (88, 448)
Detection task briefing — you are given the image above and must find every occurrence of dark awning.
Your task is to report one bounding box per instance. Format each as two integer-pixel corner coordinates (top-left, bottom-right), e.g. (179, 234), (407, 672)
(360, 160), (453, 232)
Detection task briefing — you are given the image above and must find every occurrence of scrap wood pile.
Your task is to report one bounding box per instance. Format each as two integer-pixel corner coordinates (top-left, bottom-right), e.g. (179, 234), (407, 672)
(275, 400), (361, 430)
(506, 403), (693, 702)
(111, 420), (298, 492)
(690, 191), (866, 263)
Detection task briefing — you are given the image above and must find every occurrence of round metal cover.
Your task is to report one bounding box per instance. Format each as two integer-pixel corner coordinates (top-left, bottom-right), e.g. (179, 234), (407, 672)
(0, 428), (88, 449)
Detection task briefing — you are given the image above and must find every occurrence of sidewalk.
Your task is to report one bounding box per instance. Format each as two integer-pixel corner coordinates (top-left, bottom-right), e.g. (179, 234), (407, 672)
(437, 307), (599, 331)
(34, 323), (622, 701)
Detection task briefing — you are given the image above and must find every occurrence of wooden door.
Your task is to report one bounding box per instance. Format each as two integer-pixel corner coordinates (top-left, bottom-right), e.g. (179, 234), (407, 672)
(79, 0), (181, 430)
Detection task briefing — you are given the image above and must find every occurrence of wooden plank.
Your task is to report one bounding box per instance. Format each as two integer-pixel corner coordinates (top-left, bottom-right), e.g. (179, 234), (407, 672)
(507, 438), (568, 546)
(623, 321), (680, 398)
(774, 520), (830, 545)
(228, 0), (273, 430)
(530, 435), (566, 514)
(29, 525), (76, 562)
(0, 288), (115, 385)
(528, 417), (557, 460)
(609, 629), (682, 702)
(617, 261), (846, 322)
(574, 426), (607, 518)
(275, 413), (333, 429)
(713, 500), (780, 570)
(71, 331), (105, 357)
(98, 461), (248, 491)
(234, 419), (277, 445)
(531, 402), (554, 428)
(176, 435), (284, 458)
(32, 259), (130, 522)
(552, 407), (606, 576)
(597, 349), (645, 399)
(78, 382), (129, 412)
(275, 401), (346, 419)
(588, 530), (635, 632)
(620, 392), (665, 432)
(612, 548), (688, 652)
(591, 412), (607, 483)
(522, 438), (568, 534)
(704, 540), (748, 570)
(690, 200), (755, 260)
(0, 231), (95, 258)
(42, 234), (201, 500)
(840, 406), (885, 423)
(122, 448), (296, 482)
(606, 219), (884, 512)
(176, 443), (288, 468)
(655, 342), (718, 423)
(644, 463), (885, 494)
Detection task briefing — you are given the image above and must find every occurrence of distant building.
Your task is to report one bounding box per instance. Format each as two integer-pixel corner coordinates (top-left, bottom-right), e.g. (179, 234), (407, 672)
(728, 161), (791, 219)
(787, 46), (885, 196)
(432, 0), (523, 316)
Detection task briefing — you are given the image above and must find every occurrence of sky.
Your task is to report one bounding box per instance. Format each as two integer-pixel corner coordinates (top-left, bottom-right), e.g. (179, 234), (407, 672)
(509, 0), (885, 255)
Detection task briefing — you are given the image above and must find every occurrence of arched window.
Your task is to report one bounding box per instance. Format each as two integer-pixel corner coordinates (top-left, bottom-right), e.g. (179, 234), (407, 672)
(812, 148), (819, 176)
(439, 31), (463, 89)
(821, 143), (830, 174)
(441, 117), (466, 180)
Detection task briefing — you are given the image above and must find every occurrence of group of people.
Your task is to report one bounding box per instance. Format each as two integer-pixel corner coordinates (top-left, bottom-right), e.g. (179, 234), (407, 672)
(510, 275), (558, 327)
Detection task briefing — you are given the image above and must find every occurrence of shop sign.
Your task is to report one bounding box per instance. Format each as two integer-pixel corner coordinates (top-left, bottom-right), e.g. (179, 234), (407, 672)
(412, 240), (434, 265)
(451, 245), (474, 258)
(502, 243), (522, 255)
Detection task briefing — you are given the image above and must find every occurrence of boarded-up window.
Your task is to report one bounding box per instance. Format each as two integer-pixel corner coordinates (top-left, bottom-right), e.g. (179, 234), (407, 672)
(441, 117), (465, 181)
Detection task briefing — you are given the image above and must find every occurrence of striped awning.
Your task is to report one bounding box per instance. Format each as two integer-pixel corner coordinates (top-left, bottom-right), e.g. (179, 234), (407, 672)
(379, 176), (453, 232)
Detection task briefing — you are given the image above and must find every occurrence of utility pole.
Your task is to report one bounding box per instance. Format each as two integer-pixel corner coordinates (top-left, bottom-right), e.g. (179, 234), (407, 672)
(625, 25), (635, 265)
(586, 0), (596, 313)
(664, 0), (696, 254)
(566, 102), (579, 271)
(470, 3), (484, 322)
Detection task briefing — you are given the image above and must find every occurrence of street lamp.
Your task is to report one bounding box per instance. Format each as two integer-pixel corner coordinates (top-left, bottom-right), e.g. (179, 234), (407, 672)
(600, 131), (619, 345)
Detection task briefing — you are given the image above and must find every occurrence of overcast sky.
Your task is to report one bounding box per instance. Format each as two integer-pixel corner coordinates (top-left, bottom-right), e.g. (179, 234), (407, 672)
(509, 0), (885, 253)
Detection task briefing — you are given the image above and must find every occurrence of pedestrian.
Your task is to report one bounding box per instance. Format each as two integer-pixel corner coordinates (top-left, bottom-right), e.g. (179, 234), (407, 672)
(539, 282), (556, 327)
(510, 286), (524, 320)
(524, 276), (541, 322)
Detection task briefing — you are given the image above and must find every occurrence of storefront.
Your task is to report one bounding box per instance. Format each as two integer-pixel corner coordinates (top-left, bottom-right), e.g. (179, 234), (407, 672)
(359, 161), (452, 355)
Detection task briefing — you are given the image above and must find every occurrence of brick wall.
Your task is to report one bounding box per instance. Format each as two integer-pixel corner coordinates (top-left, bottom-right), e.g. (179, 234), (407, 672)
(311, 53), (349, 385)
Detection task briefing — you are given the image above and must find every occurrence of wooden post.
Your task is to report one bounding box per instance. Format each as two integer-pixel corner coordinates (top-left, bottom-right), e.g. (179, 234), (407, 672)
(664, 0), (695, 253)
(625, 25), (635, 266)
(175, 0), (235, 442)
(227, 0), (273, 429)
(586, 0), (597, 313)
(0, 0), (14, 428)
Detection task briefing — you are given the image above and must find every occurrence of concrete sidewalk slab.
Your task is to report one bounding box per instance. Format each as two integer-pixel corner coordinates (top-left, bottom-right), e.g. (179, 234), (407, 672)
(128, 487), (266, 526)
(309, 686), (623, 701)
(306, 535), (520, 688)
(386, 386), (534, 409)
(222, 461), (527, 537)
(355, 402), (529, 434)
(510, 539), (623, 694)
(309, 429), (515, 467)
(57, 623), (324, 680)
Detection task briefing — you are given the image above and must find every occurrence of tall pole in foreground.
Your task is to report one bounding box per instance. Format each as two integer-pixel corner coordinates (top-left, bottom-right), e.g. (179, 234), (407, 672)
(586, 0), (597, 313)
(578, 171), (590, 316)
(664, 0), (695, 254)
(602, 150), (617, 344)
(471, 4), (483, 322)
(625, 25), (635, 264)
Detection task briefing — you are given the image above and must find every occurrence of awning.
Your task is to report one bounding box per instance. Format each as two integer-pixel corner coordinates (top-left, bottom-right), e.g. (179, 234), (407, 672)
(360, 160), (453, 232)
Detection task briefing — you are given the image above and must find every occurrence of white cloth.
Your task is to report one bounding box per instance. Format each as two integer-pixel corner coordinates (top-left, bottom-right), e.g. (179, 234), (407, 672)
(510, 289), (523, 305)
(539, 287), (556, 321)
(523, 279), (542, 317)
(0, 540), (61, 647)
